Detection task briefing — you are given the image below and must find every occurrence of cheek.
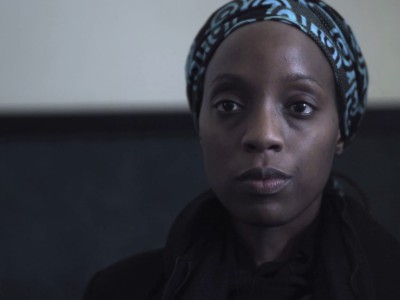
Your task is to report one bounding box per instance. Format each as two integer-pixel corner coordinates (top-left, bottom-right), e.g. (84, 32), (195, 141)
(199, 117), (238, 188)
(295, 127), (339, 187)
(200, 128), (228, 174)
(200, 138), (227, 192)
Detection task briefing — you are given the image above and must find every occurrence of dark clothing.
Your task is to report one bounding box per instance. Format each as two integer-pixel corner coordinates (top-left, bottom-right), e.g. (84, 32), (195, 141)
(84, 189), (400, 300)
(224, 213), (319, 300)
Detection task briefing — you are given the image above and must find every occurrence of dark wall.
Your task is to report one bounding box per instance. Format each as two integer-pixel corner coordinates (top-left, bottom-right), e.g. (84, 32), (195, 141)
(0, 110), (399, 299)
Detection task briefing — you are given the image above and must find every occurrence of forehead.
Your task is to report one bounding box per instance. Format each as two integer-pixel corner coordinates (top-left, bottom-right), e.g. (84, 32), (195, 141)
(204, 21), (334, 91)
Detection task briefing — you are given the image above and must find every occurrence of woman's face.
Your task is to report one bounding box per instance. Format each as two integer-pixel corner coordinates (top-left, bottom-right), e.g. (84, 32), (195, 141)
(199, 21), (343, 228)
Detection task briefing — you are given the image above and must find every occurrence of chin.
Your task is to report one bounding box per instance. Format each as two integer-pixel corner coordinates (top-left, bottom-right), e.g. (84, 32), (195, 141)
(238, 206), (297, 227)
(221, 188), (322, 229)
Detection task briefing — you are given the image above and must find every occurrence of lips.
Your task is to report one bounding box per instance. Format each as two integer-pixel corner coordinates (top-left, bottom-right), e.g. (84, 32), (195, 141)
(236, 167), (292, 195)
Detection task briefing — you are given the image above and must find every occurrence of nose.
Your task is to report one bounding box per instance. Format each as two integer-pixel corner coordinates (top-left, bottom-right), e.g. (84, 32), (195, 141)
(241, 108), (284, 153)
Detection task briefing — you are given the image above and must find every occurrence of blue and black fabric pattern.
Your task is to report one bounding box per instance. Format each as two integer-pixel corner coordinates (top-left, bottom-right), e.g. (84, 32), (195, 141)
(186, 0), (368, 145)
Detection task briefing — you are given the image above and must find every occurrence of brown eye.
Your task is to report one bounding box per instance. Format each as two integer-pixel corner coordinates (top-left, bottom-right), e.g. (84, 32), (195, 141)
(215, 100), (243, 113)
(289, 102), (314, 116)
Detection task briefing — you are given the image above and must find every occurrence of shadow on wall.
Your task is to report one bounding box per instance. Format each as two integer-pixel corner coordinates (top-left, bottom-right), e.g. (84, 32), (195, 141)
(0, 110), (398, 299)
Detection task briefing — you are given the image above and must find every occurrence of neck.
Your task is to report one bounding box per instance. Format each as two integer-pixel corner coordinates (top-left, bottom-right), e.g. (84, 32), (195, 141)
(232, 196), (321, 267)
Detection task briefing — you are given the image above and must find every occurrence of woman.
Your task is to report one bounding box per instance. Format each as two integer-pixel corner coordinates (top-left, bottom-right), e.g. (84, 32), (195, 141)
(84, 1), (400, 299)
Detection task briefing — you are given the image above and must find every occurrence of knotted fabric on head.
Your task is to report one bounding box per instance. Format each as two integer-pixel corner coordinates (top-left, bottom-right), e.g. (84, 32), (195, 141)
(185, 0), (368, 145)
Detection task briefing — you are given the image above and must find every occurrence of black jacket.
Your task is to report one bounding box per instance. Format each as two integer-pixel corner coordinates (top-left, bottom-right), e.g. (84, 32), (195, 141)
(84, 190), (400, 300)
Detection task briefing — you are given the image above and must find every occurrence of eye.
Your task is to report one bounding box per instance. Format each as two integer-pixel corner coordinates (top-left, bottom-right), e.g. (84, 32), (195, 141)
(289, 102), (315, 116)
(214, 100), (243, 114)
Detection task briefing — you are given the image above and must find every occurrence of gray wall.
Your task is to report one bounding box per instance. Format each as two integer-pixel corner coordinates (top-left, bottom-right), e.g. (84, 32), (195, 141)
(0, 0), (400, 114)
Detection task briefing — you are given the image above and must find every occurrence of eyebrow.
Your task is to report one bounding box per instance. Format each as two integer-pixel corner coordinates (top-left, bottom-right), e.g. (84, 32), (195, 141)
(284, 73), (323, 89)
(210, 73), (245, 87)
(209, 72), (323, 89)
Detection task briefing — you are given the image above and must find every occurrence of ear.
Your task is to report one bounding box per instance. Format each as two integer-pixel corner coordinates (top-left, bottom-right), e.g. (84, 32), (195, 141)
(335, 130), (344, 155)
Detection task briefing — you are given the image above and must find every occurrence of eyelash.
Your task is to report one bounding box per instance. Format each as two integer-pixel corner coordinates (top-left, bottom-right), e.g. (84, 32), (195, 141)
(213, 100), (244, 114)
(288, 101), (316, 117)
(213, 99), (316, 118)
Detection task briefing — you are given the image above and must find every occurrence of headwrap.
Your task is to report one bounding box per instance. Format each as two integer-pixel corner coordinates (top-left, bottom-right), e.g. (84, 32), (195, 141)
(185, 0), (368, 145)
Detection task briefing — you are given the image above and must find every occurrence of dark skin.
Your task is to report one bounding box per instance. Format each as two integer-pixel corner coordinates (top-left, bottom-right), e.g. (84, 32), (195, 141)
(198, 22), (344, 266)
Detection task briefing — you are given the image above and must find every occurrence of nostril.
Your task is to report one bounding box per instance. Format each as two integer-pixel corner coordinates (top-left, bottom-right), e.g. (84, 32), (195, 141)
(269, 143), (283, 152)
(243, 142), (258, 152)
(242, 137), (283, 153)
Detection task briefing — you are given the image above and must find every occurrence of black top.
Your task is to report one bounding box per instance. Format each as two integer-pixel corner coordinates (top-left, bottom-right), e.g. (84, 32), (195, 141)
(84, 187), (400, 300)
(228, 218), (319, 300)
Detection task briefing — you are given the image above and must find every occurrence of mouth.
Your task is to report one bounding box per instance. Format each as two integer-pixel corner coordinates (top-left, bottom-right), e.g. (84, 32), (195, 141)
(235, 166), (292, 195)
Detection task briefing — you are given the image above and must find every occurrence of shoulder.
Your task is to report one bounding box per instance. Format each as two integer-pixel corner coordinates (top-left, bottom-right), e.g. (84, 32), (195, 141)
(357, 213), (400, 268)
(84, 248), (165, 300)
(362, 221), (400, 299)
(347, 198), (400, 298)
(346, 196), (400, 257)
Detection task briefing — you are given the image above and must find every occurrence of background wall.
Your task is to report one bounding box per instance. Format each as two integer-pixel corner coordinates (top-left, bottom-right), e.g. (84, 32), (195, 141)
(0, 0), (399, 114)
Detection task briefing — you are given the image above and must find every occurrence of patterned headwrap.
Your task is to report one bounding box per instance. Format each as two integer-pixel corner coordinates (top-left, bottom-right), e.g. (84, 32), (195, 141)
(185, 0), (368, 145)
